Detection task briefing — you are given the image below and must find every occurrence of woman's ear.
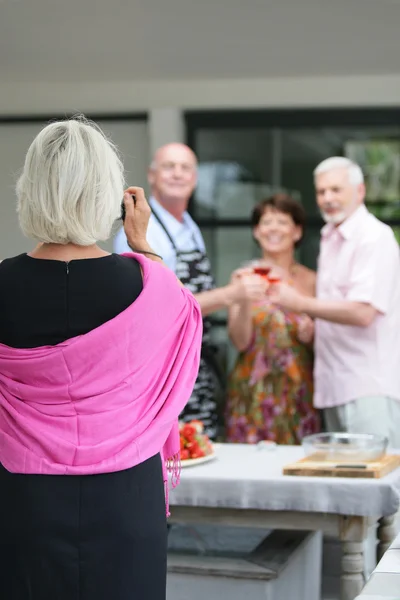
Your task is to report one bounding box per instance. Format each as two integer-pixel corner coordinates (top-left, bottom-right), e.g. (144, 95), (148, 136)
(293, 226), (302, 243)
(253, 226), (260, 243)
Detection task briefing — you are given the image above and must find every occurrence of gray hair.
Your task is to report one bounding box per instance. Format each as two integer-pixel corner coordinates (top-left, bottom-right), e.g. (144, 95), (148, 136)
(16, 116), (124, 246)
(313, 157), (364, 186)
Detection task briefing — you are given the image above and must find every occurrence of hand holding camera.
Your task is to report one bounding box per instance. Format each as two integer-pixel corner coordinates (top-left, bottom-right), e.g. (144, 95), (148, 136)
(121, 187), (151, 251)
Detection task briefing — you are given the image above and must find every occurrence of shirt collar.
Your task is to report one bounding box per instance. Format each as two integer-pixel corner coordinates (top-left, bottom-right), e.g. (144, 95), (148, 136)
(149, 197), (195, 238)
(321, 204), (369, 241)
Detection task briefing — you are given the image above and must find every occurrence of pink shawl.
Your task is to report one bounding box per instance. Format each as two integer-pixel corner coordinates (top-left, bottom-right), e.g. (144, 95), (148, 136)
(0, 253), (202, 513)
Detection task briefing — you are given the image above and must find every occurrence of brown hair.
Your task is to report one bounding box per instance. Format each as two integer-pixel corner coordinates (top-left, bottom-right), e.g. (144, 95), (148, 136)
(251, 193), (306, 247)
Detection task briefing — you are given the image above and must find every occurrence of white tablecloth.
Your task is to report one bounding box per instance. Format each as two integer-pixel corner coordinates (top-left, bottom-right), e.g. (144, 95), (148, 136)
(169, 444), (400, 517)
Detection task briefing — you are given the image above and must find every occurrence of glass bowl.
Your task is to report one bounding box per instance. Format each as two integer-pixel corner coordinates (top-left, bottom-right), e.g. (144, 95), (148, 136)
(301, 432), (388, 462)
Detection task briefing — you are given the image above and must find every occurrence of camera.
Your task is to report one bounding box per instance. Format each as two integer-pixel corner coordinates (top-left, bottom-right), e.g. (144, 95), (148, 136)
(120, 194), (135, 222)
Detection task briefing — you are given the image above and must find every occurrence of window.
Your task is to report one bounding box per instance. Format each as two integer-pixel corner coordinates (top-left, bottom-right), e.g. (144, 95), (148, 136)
(186, 108), (400, 369)
(186, 108), (400, 276)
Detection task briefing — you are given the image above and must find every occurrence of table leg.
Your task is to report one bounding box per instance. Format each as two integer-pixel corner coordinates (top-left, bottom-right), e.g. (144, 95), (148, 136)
(377, 514), (396, 562)
(341, 541), (364, 600)
(339, 517), (369, 600)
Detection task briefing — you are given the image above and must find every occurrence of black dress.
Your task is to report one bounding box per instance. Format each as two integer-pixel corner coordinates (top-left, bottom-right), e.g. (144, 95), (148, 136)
(0, 253), (168, 600)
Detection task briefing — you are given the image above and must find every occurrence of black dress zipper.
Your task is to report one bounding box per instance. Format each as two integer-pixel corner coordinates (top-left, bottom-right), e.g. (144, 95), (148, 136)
(65, 262), (70, 336)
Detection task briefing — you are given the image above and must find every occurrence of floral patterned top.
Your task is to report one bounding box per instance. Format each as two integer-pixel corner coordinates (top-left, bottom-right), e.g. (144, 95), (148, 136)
(225, 300), (320, 444)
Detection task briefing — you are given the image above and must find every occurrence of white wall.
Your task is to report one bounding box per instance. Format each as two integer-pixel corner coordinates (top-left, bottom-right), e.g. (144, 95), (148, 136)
(148, 109), (185, 156)
(1, 74), (400, 115)
(0, 119), (149, 257)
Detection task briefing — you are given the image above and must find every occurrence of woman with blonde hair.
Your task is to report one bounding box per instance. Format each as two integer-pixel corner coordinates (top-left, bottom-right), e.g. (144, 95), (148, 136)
(0, 117), (202, 600)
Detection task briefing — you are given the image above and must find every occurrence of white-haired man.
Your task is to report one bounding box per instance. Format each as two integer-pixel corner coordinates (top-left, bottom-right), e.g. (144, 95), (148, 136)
(114, 143), (267, 439)
(269, 157), (400, 447)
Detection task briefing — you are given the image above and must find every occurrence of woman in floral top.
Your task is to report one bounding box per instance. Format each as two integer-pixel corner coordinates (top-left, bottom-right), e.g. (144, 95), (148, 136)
(225, 194), (321, 444)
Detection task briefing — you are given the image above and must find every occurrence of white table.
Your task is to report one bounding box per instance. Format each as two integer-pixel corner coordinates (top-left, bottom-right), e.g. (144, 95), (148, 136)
(169, 444), (400, 600)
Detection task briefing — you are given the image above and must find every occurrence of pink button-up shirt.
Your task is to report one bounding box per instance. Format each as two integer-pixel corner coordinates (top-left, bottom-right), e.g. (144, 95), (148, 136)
(314, 204), (400, 408)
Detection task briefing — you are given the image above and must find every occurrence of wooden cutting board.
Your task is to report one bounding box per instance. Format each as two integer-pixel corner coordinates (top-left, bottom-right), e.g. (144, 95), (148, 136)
(283, 453), (400, 478)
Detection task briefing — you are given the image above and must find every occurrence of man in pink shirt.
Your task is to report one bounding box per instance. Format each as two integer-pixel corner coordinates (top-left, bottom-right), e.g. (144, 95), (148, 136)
(270, 157), (400, 447)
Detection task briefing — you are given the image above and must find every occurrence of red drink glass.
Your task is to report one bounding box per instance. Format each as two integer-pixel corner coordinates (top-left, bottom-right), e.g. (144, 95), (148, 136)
(253, 266), (271, 279)
(267, 275), (281, 284)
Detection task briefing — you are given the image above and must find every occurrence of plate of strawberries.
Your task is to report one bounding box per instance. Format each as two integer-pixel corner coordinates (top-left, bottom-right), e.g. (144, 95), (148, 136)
(179, 420), (216, 467)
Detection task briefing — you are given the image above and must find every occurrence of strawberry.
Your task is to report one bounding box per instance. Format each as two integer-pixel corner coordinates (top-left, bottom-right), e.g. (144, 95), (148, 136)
(186, 440), (200, 457)
(181, 424), (196, 441)
(181, 449), (190, 460)
(191, 420), (204, 433)
(193, 448), (205, 458)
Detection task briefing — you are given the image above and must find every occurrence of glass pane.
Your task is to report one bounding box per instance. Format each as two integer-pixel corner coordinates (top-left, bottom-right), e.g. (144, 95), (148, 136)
(192, 119), (400, 280)
(343, 139), (400, 209)
(281, 127), (400, 219)
(202, 226), (258, 288)
(196, 128), (274, 182)
(391, 226), (400, 244)
(194, 129), (299, 219)
(199, 181), (301, 221)
(298, 226), (322, 271)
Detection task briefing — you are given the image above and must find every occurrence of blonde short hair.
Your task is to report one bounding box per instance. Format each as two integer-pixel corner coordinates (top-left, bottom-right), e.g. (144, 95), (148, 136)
(16, 116), (124, 246)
